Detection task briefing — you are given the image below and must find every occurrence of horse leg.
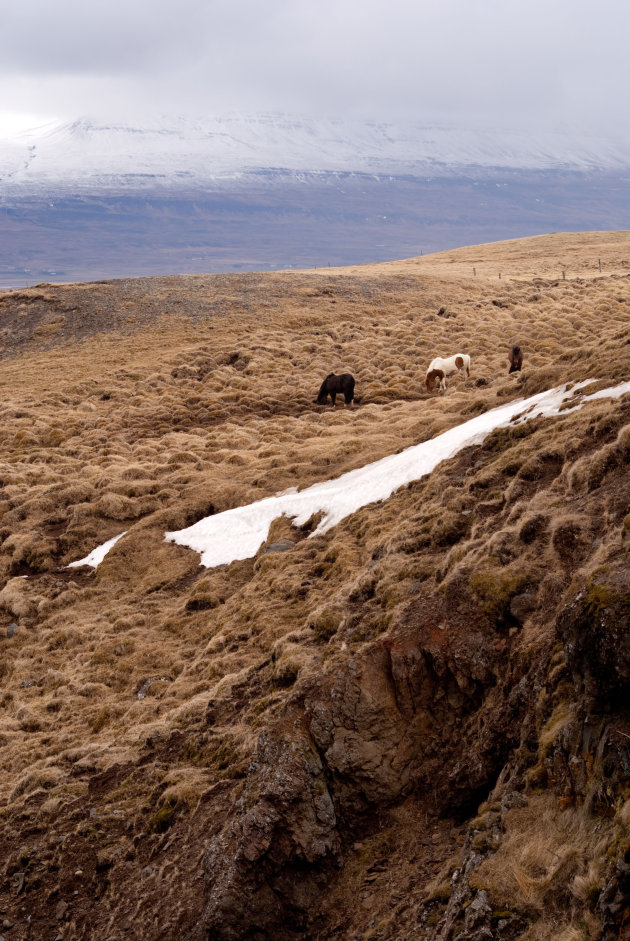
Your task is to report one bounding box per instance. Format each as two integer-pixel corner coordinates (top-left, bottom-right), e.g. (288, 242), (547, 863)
(330, 392), (337, 407)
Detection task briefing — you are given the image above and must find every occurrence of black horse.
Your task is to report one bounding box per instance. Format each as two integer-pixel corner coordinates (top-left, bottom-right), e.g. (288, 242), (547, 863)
(509, 345), (523, 373)
(316, 372), (355, 406)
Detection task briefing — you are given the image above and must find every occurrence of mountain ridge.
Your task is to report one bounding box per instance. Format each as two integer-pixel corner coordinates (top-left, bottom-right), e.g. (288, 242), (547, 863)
(2, 113), (630, 195)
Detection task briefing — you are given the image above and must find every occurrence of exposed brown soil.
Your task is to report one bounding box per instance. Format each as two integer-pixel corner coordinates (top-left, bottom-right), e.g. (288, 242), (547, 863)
(0, 231), (629, 941)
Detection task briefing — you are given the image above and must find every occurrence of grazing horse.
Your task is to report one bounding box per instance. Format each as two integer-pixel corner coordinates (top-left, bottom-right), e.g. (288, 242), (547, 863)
(317, 372), (355, 406)
(425, 353), (471, 392)
(509, 344), (523, 373)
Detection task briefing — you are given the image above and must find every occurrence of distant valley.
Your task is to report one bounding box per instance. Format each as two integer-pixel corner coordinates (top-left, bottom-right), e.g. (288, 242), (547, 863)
(1, 115), (629, 286)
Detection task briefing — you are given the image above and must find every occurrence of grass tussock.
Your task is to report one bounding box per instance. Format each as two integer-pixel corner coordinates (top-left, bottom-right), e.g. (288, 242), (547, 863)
(470, 793), (619, 940)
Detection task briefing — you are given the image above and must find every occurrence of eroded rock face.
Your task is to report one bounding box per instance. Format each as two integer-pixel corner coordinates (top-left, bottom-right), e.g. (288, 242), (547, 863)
(197, 565), (630, 940)
(197, 591), (525, 938)
(306, 596), (503, 816)
(197, 719), (340, 940)
(557, 564), (630, 704)
(600, 845), (630, 940)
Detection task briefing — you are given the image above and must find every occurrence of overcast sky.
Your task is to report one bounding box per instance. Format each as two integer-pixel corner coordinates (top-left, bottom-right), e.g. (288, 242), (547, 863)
(2, 0), (629, 136)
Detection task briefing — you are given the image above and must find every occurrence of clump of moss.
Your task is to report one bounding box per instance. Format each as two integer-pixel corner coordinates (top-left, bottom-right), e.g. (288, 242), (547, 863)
(183, 735), (213, 766)
(213, 736), (239, 771)
(211, 734), (246, 779)
(587, 884), (602, 908)
(585, 577), (630, 621)
(146, 799), (178, 834)
(308, 605), (342, 641)
(551, 516), (587, 561)
(470, 568), (534, 626)
(432, 512), (469, 547)
(586, 581), (613, 619)
(519, 513), (549, 544)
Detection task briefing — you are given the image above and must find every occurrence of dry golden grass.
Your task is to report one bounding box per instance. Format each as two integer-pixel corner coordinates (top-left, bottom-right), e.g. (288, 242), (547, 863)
(470, 792), (618, 940)
(0, 231), (629, 938)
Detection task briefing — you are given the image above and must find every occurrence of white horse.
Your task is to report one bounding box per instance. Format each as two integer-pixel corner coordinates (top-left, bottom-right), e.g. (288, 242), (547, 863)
(425, 353), (471, 392)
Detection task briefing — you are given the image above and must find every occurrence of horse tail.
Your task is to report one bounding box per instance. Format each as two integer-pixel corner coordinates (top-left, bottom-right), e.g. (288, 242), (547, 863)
(345, 375), (355, 403)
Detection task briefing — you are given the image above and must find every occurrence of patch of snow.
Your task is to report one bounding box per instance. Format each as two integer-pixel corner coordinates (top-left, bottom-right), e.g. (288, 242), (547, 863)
(67, 532), (127, 569)
(581, 381), (630, 403)
(165, 381), (630, 569)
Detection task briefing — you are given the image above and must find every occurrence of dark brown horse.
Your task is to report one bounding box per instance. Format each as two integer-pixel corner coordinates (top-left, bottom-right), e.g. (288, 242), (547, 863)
(317, 372), (355, 406)
(509, 345), (523, 373)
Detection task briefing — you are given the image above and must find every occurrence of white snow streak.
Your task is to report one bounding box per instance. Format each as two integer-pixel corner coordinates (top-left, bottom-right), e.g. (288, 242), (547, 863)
(67, 531), (127, 569)
(165, 381), (630, 569)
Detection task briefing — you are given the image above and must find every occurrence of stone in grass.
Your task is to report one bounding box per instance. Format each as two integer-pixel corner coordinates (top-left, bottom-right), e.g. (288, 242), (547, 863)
(261, 539), (294, 555)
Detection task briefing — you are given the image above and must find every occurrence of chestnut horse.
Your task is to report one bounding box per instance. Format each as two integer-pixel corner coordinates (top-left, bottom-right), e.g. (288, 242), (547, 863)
(317, 372), (355, 406)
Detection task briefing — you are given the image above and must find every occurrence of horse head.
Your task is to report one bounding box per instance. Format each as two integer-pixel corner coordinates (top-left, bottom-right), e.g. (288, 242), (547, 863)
(425, 368), (444, 392)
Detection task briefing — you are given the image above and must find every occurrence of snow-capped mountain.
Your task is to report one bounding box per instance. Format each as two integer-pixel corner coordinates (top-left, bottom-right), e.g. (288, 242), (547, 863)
(2, 113), (629, 288)
(2, 113), (630, 195)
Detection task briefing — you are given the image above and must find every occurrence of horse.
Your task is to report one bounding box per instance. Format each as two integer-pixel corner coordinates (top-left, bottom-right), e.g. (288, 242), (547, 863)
(317, 372), (355, 406)
(509, 345), (523, 373)
(424, 353), (471, 392)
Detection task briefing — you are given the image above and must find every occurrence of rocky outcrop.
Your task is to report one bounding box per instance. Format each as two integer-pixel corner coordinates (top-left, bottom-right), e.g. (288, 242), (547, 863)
(418, 564), (630, 940)
(305, 607), (505, 818)
(196, 590), (535, 938)
(557, 564), (630, 706)
(196, 719), (340, 940)
(195, 559), (630, 940)
(599, 845), (630, 940)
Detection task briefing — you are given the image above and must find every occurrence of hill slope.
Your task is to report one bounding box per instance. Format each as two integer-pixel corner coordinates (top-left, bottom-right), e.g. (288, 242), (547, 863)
(0, 231), (630, 940)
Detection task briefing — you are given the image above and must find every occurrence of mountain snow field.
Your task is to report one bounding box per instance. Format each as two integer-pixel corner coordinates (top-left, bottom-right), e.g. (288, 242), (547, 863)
(2, 114), (630, 194)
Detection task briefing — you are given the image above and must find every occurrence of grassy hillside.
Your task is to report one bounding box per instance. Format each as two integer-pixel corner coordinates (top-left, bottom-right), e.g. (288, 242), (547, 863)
(0, 231), (629, 940)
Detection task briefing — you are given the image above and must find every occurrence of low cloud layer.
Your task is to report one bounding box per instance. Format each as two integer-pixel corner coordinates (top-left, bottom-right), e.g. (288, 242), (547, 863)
(2, 0), (629, 136)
